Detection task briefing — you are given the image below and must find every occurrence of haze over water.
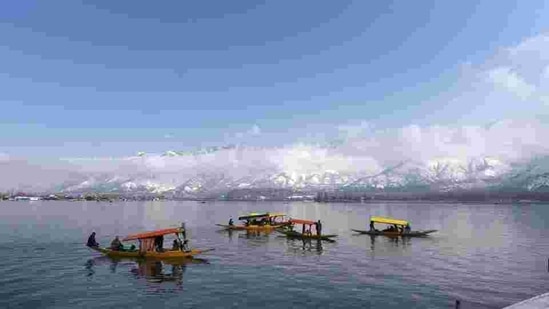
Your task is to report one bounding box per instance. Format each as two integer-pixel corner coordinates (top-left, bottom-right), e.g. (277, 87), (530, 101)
(0, 200), (547, 309)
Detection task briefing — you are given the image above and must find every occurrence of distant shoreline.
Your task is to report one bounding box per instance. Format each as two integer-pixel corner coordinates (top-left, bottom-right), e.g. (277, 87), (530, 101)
(2, 194), (548, 204)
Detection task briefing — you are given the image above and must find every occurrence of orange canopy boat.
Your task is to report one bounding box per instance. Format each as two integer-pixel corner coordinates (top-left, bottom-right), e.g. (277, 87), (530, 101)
(87, 224), (214, 259)
(277, 218), (337, 241)
(123, 228), (181, 241)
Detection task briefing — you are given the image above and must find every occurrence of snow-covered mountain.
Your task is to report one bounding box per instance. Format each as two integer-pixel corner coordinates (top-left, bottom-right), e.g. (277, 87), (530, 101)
(56, 145), (549, 198)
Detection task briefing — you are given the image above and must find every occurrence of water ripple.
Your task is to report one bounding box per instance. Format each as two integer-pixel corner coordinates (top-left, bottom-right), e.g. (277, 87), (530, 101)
(0, 201), (548, 308)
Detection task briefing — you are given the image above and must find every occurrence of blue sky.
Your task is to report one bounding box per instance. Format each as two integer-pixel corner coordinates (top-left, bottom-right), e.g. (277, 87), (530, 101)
(1, 0), (549, 157)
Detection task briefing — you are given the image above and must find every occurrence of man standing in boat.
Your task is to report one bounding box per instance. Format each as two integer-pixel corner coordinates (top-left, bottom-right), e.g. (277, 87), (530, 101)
(315, 220), (322, 236)
(180, 222), (187, 241)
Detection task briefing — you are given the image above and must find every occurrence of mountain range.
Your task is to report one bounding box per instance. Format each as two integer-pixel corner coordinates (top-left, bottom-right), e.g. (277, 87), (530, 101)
(55, 147), (549, 200)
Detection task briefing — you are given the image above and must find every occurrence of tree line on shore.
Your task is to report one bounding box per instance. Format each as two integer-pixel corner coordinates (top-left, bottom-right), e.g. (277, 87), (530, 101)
(2, 188), (549, 202)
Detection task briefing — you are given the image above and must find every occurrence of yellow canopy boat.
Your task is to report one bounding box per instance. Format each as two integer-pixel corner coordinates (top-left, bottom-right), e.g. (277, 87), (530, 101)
(370, 216), (409, 226)
(216, 212), (290, 231)
(351, 216), (436, 237)
(87, 225), (214, 259)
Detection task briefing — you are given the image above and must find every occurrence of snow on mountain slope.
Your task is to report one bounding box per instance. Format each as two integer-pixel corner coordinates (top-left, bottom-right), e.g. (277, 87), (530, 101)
(56, 147), (549, 197)
(3, 120), (549, 196)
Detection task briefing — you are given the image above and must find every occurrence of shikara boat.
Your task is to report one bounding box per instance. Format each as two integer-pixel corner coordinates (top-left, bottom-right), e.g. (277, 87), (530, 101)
(216, 212), (290, 231)
(88, 246), (212, 259)
(87, 226), (214, 259)
(277, 219), (337, 242)
(351, 216), (437, 237)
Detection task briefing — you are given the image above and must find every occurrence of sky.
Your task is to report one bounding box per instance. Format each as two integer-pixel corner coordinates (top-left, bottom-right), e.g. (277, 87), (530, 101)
(1, 0), (549, 157)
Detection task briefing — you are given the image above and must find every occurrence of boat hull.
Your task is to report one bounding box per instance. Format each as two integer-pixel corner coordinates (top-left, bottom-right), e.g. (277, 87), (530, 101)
(351, 229), (437, 237)
(88, 246), (212, 259)
(277, 230), (337, 241)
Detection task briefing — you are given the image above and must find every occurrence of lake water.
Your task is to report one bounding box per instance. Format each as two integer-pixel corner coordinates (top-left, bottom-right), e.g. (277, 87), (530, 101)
(0, 200), (547, 308)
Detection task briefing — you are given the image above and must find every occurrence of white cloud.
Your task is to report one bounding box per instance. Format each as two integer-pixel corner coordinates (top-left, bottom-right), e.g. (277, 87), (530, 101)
(418, 33), (549, 125)
(0, 153), (10, 162)
(1, 118), (549, 192)
(250, 124), (261, 136)
(337, 121), (371, 139)
(507, 33), (549, 62)
(232, 124), (262, 140)
(486, 66), (536, 100)
(543, 65), (549, 79)
(3, 34), (549, 192)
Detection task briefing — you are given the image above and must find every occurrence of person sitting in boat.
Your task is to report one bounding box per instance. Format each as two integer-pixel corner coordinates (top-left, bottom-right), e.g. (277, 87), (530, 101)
(182, 239), (190, 252)
(404, 223), (411, 234)
(87, 232), (99, 247)
(228, 217), (234, 226)
(172, 239), (180, 250)
(110, 236), (123, 251)
(286, 221), (294, 232)
(154, 236), (164, 252)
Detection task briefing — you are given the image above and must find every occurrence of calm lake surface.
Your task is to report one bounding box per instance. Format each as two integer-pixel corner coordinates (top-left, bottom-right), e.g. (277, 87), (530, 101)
(0, 200), (547, 308)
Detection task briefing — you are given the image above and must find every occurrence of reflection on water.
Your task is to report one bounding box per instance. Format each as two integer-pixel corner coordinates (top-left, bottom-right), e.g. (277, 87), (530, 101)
(130, 260), (185, 285)
(303, 239), (323, 253)
(215, 228), (235, 242)
(350, 233), (416, 257)
(85, 256), (209, 289)
(216, 228), (275, 242)
(369, 235), (376, 251)
(85, 255), (120, 276)
(3, 201), (549, 308)
(387, 236), (411, 247)
(240, 230), (272, 238)
(283, 238), (324, 255)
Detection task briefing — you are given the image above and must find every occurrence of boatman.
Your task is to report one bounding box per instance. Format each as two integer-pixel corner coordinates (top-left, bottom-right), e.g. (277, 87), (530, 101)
(404, 223), (411, 234)
(87, 232), (99, 247)
(180, 222), (187, 241)
(315, 220), (322, 236)
(228, 217), (234, 226)
(369, 221), (375, 231)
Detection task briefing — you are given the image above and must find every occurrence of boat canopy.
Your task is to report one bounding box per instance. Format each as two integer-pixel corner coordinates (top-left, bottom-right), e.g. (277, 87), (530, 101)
(238, 212), (269, 220)
(370, 216), (408, 226)
(289, 219), (316, 225)
(267, 212), (286, 217)
(123, 227), (181, 241)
